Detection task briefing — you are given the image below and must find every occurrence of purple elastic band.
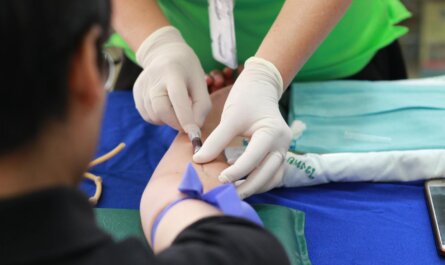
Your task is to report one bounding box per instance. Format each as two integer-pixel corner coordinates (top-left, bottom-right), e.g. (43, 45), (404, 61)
(150, 196), (193, 244)
(150, 163), (263, 247)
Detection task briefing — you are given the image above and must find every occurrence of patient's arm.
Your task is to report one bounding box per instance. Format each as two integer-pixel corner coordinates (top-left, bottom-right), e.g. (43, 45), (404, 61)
(140, 86), (242, 252)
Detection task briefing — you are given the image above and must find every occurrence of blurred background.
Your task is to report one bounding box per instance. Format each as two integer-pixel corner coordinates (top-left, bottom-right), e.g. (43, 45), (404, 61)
(104, 0), (445, 91)
(400, 0), (445, 77)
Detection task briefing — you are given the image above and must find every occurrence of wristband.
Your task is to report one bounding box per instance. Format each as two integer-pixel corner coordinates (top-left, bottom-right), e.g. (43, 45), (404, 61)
(150, 163), (263, 246)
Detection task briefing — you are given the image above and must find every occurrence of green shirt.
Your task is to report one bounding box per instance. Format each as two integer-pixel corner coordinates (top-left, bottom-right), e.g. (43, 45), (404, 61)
(108, 0), (410, 81)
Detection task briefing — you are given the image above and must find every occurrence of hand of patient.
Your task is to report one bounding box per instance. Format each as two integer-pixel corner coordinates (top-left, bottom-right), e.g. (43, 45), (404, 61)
(206, 65), (244, 94)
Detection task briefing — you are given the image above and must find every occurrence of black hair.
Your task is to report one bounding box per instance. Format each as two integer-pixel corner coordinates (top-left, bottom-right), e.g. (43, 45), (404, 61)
(0, 0), (111, 155)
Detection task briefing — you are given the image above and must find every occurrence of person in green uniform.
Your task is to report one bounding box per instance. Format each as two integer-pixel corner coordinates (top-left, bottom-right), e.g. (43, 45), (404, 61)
(111, 0), (411, 198)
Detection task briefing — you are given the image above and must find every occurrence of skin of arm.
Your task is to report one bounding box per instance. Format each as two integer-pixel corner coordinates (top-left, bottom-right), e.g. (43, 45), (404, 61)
(111, 0), (170, 51)
(140, 87), (241, 253)
(256, 0), (352, 87)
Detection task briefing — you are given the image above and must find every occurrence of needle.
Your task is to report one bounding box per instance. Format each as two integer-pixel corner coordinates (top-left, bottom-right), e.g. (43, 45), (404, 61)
(187, 126), (202, 154)
(191, 136), (203, 154)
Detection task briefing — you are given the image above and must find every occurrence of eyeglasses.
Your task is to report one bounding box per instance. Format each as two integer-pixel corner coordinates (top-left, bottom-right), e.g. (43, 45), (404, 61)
(101, 50), (120, 91)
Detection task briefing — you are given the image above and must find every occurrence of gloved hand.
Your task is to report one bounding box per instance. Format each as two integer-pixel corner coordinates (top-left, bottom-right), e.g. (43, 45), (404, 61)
(134, 26), (211, 133)
(193, 57), (292, 199)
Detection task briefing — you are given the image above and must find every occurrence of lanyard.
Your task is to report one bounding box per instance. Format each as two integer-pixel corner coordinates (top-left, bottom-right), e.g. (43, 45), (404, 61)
(208, 0), (238, 69)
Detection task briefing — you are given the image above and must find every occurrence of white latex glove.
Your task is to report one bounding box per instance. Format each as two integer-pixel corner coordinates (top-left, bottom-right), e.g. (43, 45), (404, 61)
(193, 57), (292, 199)
(134, 26), (211, 133)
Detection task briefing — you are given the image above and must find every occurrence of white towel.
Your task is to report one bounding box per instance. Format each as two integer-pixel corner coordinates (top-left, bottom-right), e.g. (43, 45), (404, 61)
(283, 150), (445, 187)
(225, 147), (445, 187)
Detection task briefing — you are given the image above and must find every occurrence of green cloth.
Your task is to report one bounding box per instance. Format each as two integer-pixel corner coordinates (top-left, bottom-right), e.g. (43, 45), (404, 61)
(108, 0), (410, 81)
(95, 208), (147, 244)
(253, 204), (311, 265)
(95, 204), (310, 265)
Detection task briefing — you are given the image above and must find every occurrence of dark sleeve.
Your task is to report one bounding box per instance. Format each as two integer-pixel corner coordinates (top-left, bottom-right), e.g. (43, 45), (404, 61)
(155, 216), (290, 265)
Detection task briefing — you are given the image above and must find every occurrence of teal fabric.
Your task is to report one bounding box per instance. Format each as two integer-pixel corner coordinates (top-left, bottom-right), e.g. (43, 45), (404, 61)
(289, 77), (445, 153)
(253, 204), (311, 265)
(95, 208), (147, 244)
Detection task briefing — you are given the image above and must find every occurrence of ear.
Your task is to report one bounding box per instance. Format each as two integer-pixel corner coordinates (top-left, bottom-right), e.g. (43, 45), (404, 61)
(68, 26), (103, 110)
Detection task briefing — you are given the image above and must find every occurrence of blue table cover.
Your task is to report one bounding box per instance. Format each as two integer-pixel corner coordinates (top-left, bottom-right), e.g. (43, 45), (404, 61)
(82, 91), (444, 265)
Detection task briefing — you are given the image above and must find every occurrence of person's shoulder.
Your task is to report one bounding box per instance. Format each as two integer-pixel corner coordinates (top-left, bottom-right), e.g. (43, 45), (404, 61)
(73, 237), (154, 265)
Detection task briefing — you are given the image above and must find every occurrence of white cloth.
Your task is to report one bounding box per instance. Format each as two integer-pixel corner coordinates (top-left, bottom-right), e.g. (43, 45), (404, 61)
(225, 147), (445, 188)
(283, 150), (445, 187)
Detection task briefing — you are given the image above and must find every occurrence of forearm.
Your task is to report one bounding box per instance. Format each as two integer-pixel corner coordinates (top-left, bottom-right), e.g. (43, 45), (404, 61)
(141, 134), (226, 252)
(140, 88), (237, 252)
(111, 0), (170, 51)
(142, 136), (290, 265)
(256, 0), (352, 87)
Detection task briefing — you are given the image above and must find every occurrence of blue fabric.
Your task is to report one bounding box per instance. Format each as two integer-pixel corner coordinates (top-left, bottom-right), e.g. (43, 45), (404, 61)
(80, 91), (177, 208)
(247, 182), (444, 265)
(289, 78), (445, 153)
(82, 91), (444, 265)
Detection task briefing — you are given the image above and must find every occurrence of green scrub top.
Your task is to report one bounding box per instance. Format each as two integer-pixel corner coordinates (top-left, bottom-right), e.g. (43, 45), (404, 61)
(108, 0), (411, 81)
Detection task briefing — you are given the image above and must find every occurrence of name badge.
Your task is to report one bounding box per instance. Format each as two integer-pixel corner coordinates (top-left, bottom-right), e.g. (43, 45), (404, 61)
(208, 0), (238, 69)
